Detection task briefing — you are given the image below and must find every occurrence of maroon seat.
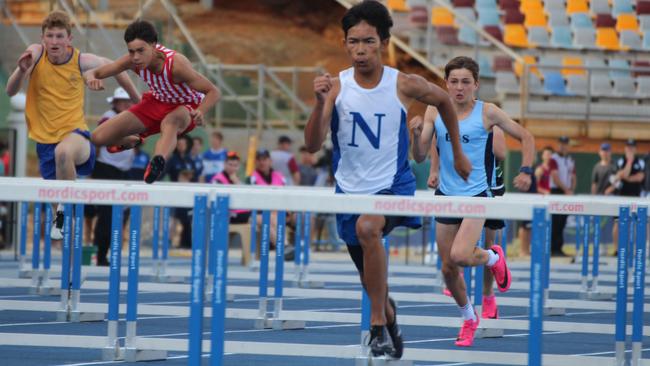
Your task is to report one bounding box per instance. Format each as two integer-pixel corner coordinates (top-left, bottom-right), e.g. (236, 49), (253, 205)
(504, 8), (525, 23)
(453, 0), (476, 7)
(484, 25), (504, 41)
(633, 61), (650, 77)
(409, 6), (429, 28)
(636, 1), (650, 14)
(493, 55), (513, 72)
(595, 13), (616, 28)
(436, 26), (461, 45)
(499, 0), (521, 10)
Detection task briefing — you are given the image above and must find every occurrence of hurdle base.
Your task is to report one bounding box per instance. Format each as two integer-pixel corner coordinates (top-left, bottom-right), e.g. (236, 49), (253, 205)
(205, 290), (235, 302)
(475, 327), (504, 338)
(253, 317), (273, 329)
(294, 280), (325, 289)
(152, 275), (186, 284)
(18, 270), (33, 278)
(543, 306), (566, 316)
(69, 310), (105, 323)
(101, 346), (124, 361)
(35, 286), (61, 296)
(271, 318), (306, 330)
(579, 291), (614, 301)
(354, 356), (413, 366)
(124, 348), (167, 362)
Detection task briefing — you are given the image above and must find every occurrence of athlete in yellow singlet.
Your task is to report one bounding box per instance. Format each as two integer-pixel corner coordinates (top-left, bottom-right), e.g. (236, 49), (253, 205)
(5, 11), (140, 240)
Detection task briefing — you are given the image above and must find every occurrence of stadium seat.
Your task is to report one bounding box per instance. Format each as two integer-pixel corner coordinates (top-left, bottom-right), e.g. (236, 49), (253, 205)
(566, 0), (589, 14)
(640, 15), (650, 30)
(527, 73), (546, 94)
(453, 0), (476, 7)
(545, 0), (566, 12)
(388, 0), (409, 11)
(495, 72), (520, 94)
(612, 76), (637, 96)
(528, 26), (550, 45)
(609, 59), (631, 77)
(493, 55), (513, 71)
(484, 25), (504, 41)
(432, 7), (455, 26)
(632, 60), (650, 76)
(590, 0), (610, 15)
(549, 12), (570, 26)
(505, 9), (526, 23)
(437, 26), (461, 45)
(570, 13), (593, 28)
(644, 30), (650, 50)
(590, 74), (615, 97)
(616, 14), (639, 32)
(455, 7), (477, 22)
(637, 1), (650, 15)
(477, 0), (498, 7)
(458, 26), (479, 44)
(478, 10), (501, 26)
(499, 0), (521, 10)
(585, 56), (609, 75)
(543, 71), (571, 95)
(619, 30), (642, 49)
(525, 12), (548, 27)
(504, 24), (530, 46)
(636, 76), (650, 97)
(566, 74), (588, 94)
(514, 55), (541, 77)
(551, 25), (575, 47)
(479, 56), (496, 77)
(409, 6), (429, 28)
(520, 0), (544, 13)
(595, 28), (621, 50)
(595, 14), (617, 28)
(573, 27), (597, 48)
(562, 56), (585, 75)
(612, 0), (634, 17)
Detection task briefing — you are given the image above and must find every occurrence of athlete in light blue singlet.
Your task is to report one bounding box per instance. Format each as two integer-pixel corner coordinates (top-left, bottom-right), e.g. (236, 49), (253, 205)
(412, 56), (536, 347)
(304, 2), (471, 359)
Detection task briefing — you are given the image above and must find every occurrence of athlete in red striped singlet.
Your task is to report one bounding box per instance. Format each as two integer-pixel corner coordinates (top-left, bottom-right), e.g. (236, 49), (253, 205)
(84, 19), (221, 184)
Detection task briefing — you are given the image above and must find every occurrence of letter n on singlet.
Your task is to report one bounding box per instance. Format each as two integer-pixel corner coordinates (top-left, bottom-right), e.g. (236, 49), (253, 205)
(348, 112), (384, 149)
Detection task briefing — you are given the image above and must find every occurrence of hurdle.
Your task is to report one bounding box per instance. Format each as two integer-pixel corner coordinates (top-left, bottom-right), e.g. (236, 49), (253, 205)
(150, 206), (185, 283)
(577, 215), (614, 300)
(294, 211), (324, 288)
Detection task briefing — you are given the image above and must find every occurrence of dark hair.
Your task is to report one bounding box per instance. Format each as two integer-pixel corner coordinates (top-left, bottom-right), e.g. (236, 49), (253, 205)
(124, 19), (158, 44)
(192, 136), (203, 145)
(542, 146), (554, 153)
(341, 0), (393, 41)
(444, 56), (480, 82)
(226, 151), (240, 161)
(278, 135), (292, 145)
(211, 131), (223, 140)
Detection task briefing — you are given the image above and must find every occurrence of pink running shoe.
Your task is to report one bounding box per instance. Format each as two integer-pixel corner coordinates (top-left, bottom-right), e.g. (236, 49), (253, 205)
(481, 295), (498, 319)
(443, 272), (464, 297)
(455, 311), (480, 347)
(488, 245), (511, 293)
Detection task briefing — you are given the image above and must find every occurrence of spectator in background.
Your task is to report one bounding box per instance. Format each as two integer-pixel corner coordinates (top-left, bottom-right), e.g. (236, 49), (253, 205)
(549, 136), (576, 257)
(175, 169), (195, 248)
(166, 136), (198, 249)
(535, 146), (553, 195)
(298, 146), (318, 186)
(612, 138), (645, 255)
(201, 131), (227, 182)
(212, 152), (250, 223)
(271, 135), (300, 185)
(0, 140), (7, 176)
(129, 145), (149, 180)
(191, 136), (204, 182)
(591, 142), (617, 195)
(644, 147), (650, 197)
(90, 87), (135, 265)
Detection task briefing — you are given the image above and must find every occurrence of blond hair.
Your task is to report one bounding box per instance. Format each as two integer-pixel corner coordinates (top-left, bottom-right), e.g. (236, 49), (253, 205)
(42, 11), (72, 35)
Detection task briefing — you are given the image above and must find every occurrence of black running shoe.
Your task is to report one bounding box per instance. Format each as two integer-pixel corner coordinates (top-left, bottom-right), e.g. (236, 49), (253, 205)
(386, 297), (404, 359)
(50, 211), (64, 240)
(369, 325), (394, 357)
(144, 155), (165, 184)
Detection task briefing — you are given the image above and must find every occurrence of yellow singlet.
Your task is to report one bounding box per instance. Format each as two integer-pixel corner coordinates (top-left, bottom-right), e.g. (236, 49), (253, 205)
(25, 47), (88, 144)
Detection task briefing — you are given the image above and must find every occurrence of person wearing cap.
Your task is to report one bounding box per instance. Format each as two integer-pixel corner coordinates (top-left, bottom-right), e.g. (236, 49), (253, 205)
(89, 87), (136, 265)
(271, 135), (300, 186)
(211, 152), (251, 223)
(591, 142), (617, 196)
(549, 136), (576, 257)
(612, 139), (645, 254)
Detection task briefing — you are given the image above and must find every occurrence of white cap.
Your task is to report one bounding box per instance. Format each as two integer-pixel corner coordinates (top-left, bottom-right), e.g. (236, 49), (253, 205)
(106, 87), (130, 103)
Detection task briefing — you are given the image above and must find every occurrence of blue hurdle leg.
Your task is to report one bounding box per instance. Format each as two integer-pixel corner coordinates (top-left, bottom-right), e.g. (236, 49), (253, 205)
(151, 207), (160, 276)
(102, 205), (124, 361)
(591, 216), (601, 291)
(18, 202), (29, 276)
(210, 196), (230, 366)
(69, 203), (84, 320)
(41, 204), (54, 292)
(30, 202), (42, 292)
(614, 206), (630, 366)
(293, 211), (303, 284)
(249, 210), (258, 269)
(57, 204), (73, 321)
(254, 211), (271, 329)
(188, 196), (208, 365)
(299, 212), (323, 288)
(161, 207), (170, 277)
(473, 230), (485, 311)
(631, 207), (647, 366)
(527, 207), (547, 366)
(360, 289), (371, 349)
(580, 216), (590, 292)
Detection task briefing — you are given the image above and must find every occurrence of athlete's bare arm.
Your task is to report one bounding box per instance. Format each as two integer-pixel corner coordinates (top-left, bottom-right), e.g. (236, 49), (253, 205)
(484, 103), (535, 191)
(492, 126), (506, 162)
(428, 130), (440, 189)
(305, 73), (340, 153)
(172, 54), (222, 126)
(397, 73), (470, 180)
(6, 44), (43, 96)
(81, 53), (140, 103)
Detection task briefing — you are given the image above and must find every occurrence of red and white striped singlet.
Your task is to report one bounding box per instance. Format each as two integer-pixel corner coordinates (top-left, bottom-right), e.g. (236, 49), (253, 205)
(137, 44), (204, 105)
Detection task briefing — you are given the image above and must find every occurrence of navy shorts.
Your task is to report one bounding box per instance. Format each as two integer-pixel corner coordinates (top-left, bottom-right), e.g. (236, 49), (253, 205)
(434, 189), (505, 230)
(335, 184), (422, 246)
(36, 129), (96, 180)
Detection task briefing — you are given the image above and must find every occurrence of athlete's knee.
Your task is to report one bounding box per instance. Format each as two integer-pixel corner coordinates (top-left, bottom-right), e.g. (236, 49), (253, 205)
(441, 261), (459, 279)
(356, 219), (382, 245)
(449, 246), (470, 266)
